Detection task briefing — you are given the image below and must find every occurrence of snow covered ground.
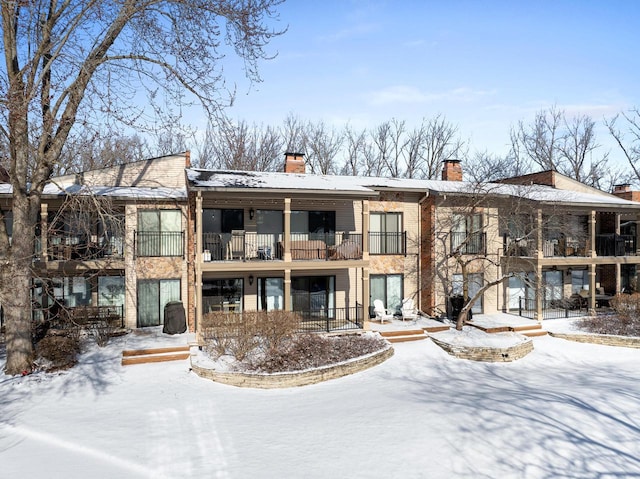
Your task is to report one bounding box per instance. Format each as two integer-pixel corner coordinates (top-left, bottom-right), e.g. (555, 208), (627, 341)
(1, 321), (640, 478)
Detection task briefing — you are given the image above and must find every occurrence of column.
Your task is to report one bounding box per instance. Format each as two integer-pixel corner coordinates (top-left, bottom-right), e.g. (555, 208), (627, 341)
(615, 263), (621, 294)
(536, 209), (543, 259)
(362, 267), (370, 329)
(283, 198), (291, 262)
(195, 192), (203, 332)
(589, 263), (597, 312)
(589, 210), (596, 257)
(362, 200), (369, 260)
(284, 269), (291, 310)
(535, 264), (543, 321)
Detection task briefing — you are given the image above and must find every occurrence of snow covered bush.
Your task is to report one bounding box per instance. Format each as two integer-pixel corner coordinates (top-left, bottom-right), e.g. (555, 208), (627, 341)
(578, 293), (640, 336)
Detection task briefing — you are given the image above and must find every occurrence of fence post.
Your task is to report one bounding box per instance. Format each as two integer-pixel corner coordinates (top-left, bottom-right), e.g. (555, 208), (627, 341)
(519, 296), (522, 317)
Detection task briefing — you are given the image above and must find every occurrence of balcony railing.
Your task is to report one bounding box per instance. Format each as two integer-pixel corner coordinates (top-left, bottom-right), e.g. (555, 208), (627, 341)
(369, 231), (406, 255)
(596, 234), (636, 257)
(201, 231), (363, 262)
(503, 236), (536, 257)
(450, 231), (486, 255)
(135, 231), (184, 257)
(47, 234), (124, 260)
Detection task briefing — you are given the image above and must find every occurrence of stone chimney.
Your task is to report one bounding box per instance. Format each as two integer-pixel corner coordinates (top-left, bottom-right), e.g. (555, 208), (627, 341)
(441, 159), (462, 181)
(613, 183), (640, 202)
(284, 152), (305, 174)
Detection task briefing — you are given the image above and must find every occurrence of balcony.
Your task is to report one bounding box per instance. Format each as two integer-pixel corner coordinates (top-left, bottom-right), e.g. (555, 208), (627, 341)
(201, 231), (363, 262)
(596, 234), (637, 257)
(47, 234), (124, 260)
(450, 232), (486, 255)
(369, 232), (406, 255)
(135, 231), (184, 257)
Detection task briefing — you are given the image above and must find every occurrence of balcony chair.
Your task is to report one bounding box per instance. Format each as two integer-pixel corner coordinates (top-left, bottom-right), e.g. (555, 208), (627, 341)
(401, 298), (419, 322)
(373, 299), (394, 323)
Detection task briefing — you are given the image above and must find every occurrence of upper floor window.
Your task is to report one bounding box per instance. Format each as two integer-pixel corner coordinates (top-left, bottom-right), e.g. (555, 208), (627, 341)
(292, 210), (336, 243)
(451, 213), (485, 255)
(370, 212), (403, 254)
(203, 209), (244, 234)
(137, 209), (183, 257)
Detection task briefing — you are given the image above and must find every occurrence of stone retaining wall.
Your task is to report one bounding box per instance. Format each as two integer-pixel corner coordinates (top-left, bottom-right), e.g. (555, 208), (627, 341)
(191, 345), (394, 389)
(548, 332), (640, 349)
(430, 337), (533, 362)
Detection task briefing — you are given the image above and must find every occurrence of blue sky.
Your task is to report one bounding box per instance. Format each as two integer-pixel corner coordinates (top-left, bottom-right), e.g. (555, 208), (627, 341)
(217, 0), (639, 163)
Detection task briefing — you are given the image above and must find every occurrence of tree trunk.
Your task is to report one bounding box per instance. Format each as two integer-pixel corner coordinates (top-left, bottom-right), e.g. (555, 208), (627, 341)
(3, 257), (34, 375)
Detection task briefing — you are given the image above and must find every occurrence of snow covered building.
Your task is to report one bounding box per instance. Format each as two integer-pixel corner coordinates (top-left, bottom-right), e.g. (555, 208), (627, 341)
(2, 152), (640, 332)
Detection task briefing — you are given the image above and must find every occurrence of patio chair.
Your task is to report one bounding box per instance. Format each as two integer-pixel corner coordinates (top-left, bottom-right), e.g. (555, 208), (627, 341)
(401, 298), (418, 322)
(373, 299), (394, 323)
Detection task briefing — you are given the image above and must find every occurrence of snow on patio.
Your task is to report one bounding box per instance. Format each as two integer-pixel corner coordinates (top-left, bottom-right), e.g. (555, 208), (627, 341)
(1, 328), (640, 478)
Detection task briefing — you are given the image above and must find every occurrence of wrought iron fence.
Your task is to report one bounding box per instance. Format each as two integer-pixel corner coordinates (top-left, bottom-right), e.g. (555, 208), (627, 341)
(517, 296), (588, 320)
(369, 231), (406, 255)
(596, 234), (636, 257)
(135, 231), (184, 257)
(450, 231), (486, 255)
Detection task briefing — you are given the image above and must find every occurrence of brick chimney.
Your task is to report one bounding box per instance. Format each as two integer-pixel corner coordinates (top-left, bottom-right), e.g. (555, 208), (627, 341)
(284, 152), (305, 174)
(441, 159), (462, 181)
(185, 150), (191, 168)
(613, 183), (640, 202)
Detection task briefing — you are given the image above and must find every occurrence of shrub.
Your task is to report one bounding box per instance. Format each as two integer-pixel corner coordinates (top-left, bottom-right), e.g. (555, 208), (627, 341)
(35, 331), (81, 371)
(249, 333), (387, 373)
(578, 293), (640, 336)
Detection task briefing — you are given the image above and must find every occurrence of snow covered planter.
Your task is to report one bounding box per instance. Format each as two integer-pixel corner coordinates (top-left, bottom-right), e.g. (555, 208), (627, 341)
(430, 327), (533, 362)
(191, 332), (394, 388)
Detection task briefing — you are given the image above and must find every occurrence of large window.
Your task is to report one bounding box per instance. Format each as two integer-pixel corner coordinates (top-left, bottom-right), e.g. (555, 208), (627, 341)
(291, 210), (335, 242)
(543, 270), (563, 301)
(452, 273), (484, 314)
(203, 209), (244, 234)
(202, 278), (243, 314)
(137, 210), (183, 257)
(137, 279), (181, 327)
(370, 274), (403, 316)
(258, 277), (284, 311)
(370, 212), (403, 254)
(202, 209), (244, 260)
(98, 276), (125, 308)
(291, 276), (335, 317)
(451, 213), (484, 255)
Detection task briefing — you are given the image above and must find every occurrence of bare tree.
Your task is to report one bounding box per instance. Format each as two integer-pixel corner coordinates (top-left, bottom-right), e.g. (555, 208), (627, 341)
(421, 114), (466, 180)
(0, 0), (284, 375)
(513, 106), (608, 185)
(196, 118), (283, 170)
(606, 108), (640, 184)
(340, 125), (367, 176)
(303, 120), (344, 175)
(281, 113), (306, 154)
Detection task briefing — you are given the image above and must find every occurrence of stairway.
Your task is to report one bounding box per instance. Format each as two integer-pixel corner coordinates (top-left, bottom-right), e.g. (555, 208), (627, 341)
(469, 321), (547, 338)
(121, 345), (191, 366)
(379, 329), (428, 343)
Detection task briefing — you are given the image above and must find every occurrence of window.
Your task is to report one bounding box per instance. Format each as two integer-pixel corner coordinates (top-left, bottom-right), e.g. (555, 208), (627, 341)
(258, 277), (284, 311)
(571, 270), (589, 294)
(291, 276), (335, 317)
(98, 276), (125, 308)
(451, 213), (484, 254)
(137, 279), (181, 327)
(452, 273), (484, 314)
(370, 274), (403, 316)
(137, 210), (182, 257)
(256, 210), (283, 258)
(543, 270), (563, 301)
(291, 210), (335, 243)
(370, 212), (403, 254)
(32, 277), (92, 310)
(202, 278), (243, 314)
(203, 209), (244, 234)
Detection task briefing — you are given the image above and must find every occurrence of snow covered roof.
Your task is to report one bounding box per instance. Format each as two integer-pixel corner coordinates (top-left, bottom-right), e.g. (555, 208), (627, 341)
(0, 182), (186, 200)
(187, 168), (640, 209)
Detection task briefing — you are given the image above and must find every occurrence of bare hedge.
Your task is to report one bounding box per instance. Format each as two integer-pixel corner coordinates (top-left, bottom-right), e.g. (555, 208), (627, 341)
(578, 293), (640, 336)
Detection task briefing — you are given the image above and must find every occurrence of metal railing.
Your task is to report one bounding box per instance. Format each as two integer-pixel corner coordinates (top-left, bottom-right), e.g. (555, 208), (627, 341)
(201, 231), (363, 261)
(517, 296), (588, 320)
(295, 305), (364, 332)
(503, 236), (536, 257)
(369, 231), (406, 255)
(450, 231), (486, 255)
(135, 231), (184, 257)
(47, 234), (124, 260)
(596, 234), (636, 257)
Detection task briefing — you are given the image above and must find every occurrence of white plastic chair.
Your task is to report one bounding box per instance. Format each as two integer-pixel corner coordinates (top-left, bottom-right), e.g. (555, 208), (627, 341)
(401, 298), (418, 322)
(373, 299), (394, 323)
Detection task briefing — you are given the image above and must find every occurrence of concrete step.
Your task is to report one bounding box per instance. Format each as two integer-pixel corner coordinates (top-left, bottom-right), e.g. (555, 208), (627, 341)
(121, 345), (191, 366)
(423, 325), (451, 333)
(522, 330), (548, 337)
(379, 329), (428, 343)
